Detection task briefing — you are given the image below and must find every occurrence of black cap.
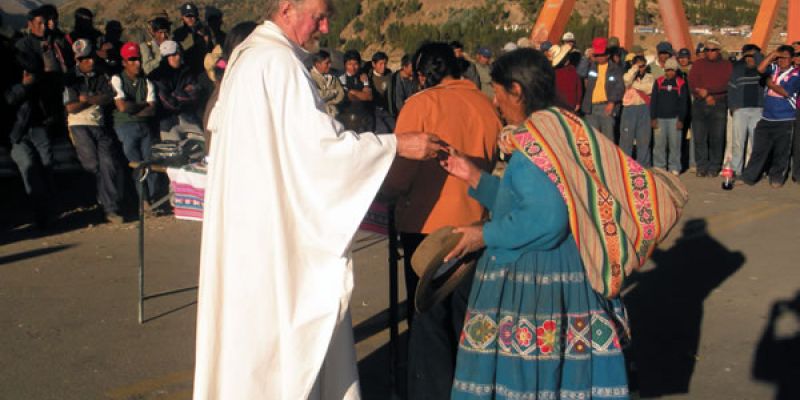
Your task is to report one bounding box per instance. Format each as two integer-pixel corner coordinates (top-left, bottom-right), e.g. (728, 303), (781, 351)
(75, 8), (93, 21)
(181, 3), (199, 17)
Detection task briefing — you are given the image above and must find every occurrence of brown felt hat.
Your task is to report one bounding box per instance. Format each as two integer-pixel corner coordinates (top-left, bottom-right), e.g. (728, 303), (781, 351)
(411, 226), (479, 313)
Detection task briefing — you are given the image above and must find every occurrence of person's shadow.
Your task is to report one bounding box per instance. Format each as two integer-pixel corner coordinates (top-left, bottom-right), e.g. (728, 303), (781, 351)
(623, 218), (745, 397)
(752, 291), (800, 400)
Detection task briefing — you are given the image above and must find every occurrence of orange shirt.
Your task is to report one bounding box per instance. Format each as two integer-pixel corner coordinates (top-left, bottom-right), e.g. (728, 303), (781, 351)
(382, 79), (501, 234)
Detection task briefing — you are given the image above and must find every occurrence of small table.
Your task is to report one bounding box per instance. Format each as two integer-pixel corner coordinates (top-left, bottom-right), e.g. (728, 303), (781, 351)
(129, 161), (198, 324)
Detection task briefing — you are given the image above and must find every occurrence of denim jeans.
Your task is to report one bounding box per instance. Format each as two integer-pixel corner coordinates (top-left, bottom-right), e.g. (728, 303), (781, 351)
(741, 119), (793, 185)
(10, 126), (57, 218)
(114, 122), (158, 201)
(731, 107), (762, 175)
(69, 125), (124, 214)
(619, 104), (652, 167)
(654, 118), (682, 172)
(692, 101), (728, 174)
(584, 102), (617, 142)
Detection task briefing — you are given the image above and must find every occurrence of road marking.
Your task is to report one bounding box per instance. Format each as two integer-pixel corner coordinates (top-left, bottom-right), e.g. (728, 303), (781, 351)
(106, 370), (192, 399)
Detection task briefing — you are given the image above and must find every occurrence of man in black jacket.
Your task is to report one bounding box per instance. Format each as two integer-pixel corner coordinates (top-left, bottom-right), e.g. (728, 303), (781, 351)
(173, 3), (210, 75)
(148, 40), (203, 141)
(5, 49), (59, 228)
(578, 37), (625, 142)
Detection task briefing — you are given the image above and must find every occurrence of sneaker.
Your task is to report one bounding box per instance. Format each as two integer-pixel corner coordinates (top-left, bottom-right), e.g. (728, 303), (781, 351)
(670, 170), (680, 176)
(106, 212), (124, 224)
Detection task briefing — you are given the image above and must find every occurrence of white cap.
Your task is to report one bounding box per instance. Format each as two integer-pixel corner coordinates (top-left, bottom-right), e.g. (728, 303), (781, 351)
(159, 40), (179, 57)
(562, 32), (576, 41)
(502, 42), (518, 53)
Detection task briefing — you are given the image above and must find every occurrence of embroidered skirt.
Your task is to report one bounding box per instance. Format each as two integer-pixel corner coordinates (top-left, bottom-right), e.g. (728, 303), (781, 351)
(452, 241), (630, 399)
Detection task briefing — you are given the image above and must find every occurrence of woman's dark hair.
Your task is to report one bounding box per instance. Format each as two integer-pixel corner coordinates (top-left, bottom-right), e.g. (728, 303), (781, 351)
(412, 42), (461, 88)
(222, 21), (258, 60)
(490, 48), (555, 115)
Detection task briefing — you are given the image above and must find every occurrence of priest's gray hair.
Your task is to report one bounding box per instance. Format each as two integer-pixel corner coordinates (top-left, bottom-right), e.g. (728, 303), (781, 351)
(265, 0), (297, 20)
(265, 0), (333, 20)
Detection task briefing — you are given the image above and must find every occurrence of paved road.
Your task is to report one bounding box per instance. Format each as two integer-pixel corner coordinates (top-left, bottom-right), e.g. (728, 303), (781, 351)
(1, 174), (798, 399)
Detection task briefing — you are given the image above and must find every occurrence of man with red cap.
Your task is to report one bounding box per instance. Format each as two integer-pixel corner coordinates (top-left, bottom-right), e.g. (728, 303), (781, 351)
(110, 42), (159, 204)
(578, 37), (625, 141)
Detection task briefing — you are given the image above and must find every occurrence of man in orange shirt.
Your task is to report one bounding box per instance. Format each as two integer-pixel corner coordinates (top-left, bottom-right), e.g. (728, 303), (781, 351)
(381, 42), (501, 400)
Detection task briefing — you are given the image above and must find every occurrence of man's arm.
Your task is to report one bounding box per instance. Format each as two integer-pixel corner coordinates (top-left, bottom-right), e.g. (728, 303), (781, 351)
(758, 52), (777, 75)
(135, 101), (156, 117)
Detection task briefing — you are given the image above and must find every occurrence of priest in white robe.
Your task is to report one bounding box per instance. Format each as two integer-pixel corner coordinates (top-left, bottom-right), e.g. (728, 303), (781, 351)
(192, 0), (442, 399)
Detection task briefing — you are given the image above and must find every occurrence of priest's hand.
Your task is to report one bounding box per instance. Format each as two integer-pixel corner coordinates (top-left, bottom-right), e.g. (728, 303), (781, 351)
(444, 224), (486, 262)
(396, 132), (443, 160)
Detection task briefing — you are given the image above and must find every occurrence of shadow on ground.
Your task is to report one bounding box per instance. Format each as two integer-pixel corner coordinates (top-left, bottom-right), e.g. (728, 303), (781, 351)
(752, 291), (800, 400)
(0, 244), (76, 265)
(624, 218), (745, 398)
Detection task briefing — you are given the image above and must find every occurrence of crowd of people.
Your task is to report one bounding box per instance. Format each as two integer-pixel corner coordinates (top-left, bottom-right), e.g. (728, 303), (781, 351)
(307, 31), (800, 192)
(1, 3), (255, 228)
(2, 1), (796, 399)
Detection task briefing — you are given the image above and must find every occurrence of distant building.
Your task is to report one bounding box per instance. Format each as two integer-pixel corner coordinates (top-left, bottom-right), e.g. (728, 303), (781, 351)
(720, 27), (740, 36)
(634, 25), (656, 34)
(689, 25), (713, 35)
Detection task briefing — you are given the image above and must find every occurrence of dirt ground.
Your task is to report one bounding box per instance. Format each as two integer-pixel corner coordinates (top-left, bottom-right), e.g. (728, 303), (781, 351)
(1, 171), (799, 399)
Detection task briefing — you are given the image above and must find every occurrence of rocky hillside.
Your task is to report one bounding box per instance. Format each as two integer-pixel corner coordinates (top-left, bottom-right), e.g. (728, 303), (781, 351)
(2, 0), (780, 57)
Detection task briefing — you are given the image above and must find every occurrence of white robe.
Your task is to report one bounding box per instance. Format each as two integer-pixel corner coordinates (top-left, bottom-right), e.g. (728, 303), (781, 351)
(193, 21), (397, 399)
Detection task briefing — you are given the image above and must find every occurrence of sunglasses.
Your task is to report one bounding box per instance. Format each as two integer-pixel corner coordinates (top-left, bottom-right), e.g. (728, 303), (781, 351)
(125, 57), (141, 62)
(704, 48), (720, 52)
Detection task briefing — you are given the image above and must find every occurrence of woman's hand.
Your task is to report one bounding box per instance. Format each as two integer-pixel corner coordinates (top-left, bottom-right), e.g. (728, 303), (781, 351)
(444, 225), (486, 262)
(440, 148), (482, 188)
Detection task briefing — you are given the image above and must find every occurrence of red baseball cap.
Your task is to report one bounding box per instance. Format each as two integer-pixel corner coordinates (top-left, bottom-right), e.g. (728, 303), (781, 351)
(592, 37), (608, 55)
(120, 42), (141, 60)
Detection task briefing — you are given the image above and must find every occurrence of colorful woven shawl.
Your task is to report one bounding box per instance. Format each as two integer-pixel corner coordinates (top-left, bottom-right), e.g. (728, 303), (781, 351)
(508, 107), (689, 298)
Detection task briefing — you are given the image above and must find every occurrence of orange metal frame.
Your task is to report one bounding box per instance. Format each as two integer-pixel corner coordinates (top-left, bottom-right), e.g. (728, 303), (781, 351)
(531, 0), (798, 52)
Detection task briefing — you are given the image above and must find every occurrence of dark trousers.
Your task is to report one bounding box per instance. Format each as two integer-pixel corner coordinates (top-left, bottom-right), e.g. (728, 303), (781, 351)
(402, 232), (474, 400)
(793, 116), (800, 182)
(10, 126), (57, 220)
(401, 233), (426, 327)
(70, 125), (124, 214)
(741, 119), (793, 185)
(692, 101), (728, 174)
(374, 107), (396, 134)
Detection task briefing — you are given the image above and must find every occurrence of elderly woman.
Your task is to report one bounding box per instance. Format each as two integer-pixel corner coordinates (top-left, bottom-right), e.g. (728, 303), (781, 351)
(440, 49), (687, 399)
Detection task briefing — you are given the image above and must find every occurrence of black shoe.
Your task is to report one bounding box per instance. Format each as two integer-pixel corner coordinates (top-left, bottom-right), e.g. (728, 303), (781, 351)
(696, 171), (707, 177)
